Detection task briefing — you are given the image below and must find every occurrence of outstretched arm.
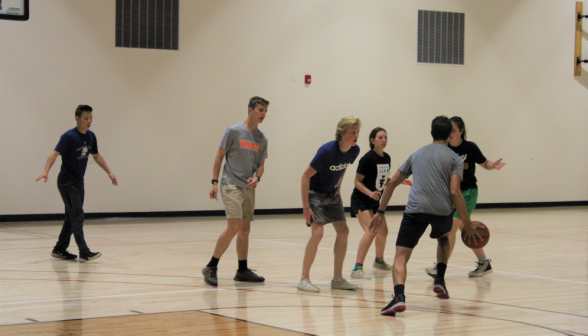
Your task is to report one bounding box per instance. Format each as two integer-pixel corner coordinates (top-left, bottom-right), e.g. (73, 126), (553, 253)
(480, 159), (506, 171)
(36, 151), (60, 183)
(209, 147), (226, 199)
(369, 170), (406, 232)
(92, 154), (118, 186)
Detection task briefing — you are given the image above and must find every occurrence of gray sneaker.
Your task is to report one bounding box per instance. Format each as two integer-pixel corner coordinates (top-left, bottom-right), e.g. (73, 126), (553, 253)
(425, 263), (437, 278)
(468, 259), (493, 277)
(202, 267), (218, 287)
(350, 269), (372, 280)
(331, 277), (358, 290)
(297, 279), (320, 292)
(373, 260), (393, 270)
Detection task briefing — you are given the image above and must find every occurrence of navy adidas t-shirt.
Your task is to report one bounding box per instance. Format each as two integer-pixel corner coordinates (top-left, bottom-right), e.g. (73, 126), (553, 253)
(309, 140), (360, 194)
(54, 128), (98, 188)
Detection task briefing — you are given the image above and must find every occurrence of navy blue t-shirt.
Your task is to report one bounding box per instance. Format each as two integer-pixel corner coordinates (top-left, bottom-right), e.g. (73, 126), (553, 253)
(54, 128), (98, 187)
(309, 140), (360, 194)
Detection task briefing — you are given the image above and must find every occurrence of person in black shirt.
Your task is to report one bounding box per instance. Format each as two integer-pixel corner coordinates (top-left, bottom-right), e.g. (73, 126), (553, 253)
(349, 128), (412, 280)
(425, 116), (505, 278)
(36, 105), (118, 262)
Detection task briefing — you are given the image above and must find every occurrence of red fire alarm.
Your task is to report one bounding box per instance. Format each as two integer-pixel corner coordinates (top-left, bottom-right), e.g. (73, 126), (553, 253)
(305, 75), (311, 84)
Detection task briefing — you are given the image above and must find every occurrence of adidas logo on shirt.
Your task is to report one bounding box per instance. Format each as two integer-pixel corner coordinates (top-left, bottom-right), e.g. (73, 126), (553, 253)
(330, 163), (350, 171)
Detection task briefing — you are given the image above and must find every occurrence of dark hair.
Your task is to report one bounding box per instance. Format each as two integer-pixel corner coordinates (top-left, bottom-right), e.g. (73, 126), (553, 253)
(369, 127), (387, 150)
(431, 115), (452, 141)
(248, 96), (269, 110)
(75, 105), (93, 118)
(449, 116), (466, 140)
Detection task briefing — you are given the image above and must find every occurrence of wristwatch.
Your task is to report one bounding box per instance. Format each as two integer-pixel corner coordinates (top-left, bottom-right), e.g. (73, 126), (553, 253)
(256, 176), (261, 182)
(211, 179), (218, 184)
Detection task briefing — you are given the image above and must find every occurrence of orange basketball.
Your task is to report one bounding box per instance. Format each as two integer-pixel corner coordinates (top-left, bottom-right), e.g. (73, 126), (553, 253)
(461, 221), (490, 249)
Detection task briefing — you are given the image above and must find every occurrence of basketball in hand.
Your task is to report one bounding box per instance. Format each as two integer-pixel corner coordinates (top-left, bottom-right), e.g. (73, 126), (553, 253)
(461, 221), (490, 249)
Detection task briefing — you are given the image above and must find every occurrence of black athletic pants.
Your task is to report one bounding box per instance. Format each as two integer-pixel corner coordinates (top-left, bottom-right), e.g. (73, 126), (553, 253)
(55, 181), (90, 255)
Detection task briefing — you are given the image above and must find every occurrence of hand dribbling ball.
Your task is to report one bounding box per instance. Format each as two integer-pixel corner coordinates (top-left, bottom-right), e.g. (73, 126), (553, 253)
(461, 221), (490, 249)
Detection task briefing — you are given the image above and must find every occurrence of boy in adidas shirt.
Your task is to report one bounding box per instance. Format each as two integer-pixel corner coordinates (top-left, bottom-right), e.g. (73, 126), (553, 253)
(297, 117), (361, 293)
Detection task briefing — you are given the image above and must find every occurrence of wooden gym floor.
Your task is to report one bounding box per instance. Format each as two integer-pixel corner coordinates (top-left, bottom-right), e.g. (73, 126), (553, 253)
(0, 207), (587, 335)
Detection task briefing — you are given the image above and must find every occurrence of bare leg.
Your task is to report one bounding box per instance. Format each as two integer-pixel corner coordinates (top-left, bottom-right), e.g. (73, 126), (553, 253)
(454, 217), (486, 259)
(472, 247), (486, 258)
(355, 210), (377, 264)
(301, 223), (324, 280)
(374, 216), (389, 259)
(332, 221), (350, 279)
(213, 218), (241, 259)
(447, 217), (462, 259)
(392, 246), (413, 286)
(236, 219), (251, 260)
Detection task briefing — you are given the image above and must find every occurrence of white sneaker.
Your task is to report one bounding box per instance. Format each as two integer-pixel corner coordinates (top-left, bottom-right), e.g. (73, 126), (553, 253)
(373, 260), (393, 270)
(468, 259), (493, 277)
(350, 268), (372, 280)
(425, 263), (437, 278)
(297, 279), (320, 292)
(331, 277), (358, 290)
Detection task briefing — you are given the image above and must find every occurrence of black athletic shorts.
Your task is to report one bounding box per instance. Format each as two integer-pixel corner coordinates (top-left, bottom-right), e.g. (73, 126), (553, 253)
(395, 212), (454, 249)
(350, 194), (379, 218)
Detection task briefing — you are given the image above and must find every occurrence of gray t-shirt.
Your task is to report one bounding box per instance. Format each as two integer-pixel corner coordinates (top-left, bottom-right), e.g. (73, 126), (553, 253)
(220, 122), (268, 188)
(398, 143), (463, 216)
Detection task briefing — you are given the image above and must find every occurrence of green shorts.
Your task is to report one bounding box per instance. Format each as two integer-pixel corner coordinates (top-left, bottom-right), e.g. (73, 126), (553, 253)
(454, 188), (478, 219)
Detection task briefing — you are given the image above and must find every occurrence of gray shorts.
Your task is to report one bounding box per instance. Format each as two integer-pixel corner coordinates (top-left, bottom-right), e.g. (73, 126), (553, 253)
(307, 191), (346, 225)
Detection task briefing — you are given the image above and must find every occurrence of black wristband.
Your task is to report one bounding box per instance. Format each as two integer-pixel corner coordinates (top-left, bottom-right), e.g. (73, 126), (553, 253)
(256, 175), (261, 182)
(211, 179), (218, 184)
(377, 209), (385, 215)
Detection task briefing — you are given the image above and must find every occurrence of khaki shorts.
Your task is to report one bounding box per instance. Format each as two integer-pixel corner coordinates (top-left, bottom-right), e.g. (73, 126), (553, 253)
(221, 183), (255, 220)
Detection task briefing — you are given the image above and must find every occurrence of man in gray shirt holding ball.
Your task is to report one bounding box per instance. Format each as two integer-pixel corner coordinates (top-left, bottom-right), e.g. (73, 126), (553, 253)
(370, 116), (480, 316)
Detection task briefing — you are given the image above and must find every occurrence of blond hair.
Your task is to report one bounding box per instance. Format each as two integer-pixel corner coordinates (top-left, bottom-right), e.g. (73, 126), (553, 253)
(335, 116), (361, 141)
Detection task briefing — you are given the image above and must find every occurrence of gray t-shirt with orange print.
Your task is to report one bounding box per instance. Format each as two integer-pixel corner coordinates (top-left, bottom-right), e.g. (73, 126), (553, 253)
(219, 122), (268, 189)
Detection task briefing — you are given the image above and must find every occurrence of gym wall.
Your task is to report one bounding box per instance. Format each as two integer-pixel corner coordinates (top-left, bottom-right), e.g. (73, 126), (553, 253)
(1, 0), (587, 216)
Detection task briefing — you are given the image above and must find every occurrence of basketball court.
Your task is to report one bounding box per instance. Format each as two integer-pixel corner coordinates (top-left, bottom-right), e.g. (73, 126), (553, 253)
(1, 207), (587, 335)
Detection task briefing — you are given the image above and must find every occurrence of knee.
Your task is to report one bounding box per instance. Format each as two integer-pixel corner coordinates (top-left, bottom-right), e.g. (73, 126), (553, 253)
(311, 227), (324, 241)
(239, 224), (251, 235)
(378, 226), (388, 237)
(336, 225), (349, 238)
(226, 224), (240, 236)
(364, 231), (377, 240)
(438, 235), (449, 247)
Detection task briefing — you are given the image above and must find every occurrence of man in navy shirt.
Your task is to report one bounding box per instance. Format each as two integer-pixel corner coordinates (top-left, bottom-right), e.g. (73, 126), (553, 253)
(37, 105), (118, 262)
(298, 116), (361, 293)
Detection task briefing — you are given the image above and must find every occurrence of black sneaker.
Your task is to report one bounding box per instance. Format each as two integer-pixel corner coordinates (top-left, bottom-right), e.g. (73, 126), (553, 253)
(381, 294), (406, 315)
(433, 280), (450, 299)
(79, 251), (102, 262)
(234, 268), (265, 282)
(202, 267), (218, 287)
(51, 249), (77, 260)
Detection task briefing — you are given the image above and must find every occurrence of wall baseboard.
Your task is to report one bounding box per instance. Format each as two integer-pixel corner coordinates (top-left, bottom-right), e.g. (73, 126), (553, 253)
(1, 201), (586, 223)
